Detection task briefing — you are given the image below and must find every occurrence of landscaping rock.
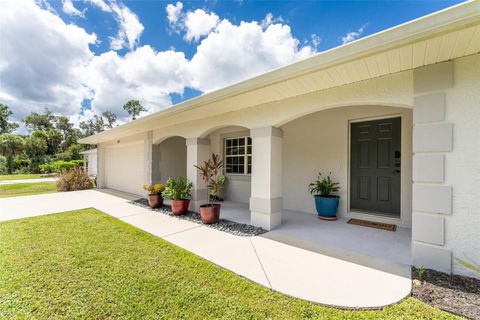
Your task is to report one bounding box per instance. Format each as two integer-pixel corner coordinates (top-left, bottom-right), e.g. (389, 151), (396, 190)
(130, 198), (267, 237)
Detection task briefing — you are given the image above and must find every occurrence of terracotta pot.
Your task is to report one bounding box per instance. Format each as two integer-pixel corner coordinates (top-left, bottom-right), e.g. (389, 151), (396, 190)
(199, 203), (221, 224)
(148, 194), (163, 208)
(171, 199), (190, 215)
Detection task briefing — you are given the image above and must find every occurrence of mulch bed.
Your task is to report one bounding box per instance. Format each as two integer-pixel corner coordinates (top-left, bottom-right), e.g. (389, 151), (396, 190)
(411, 267), (480, 319)
(129, 198), (267, 237)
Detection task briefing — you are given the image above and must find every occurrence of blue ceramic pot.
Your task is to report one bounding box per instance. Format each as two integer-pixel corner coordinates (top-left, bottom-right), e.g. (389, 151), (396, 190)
(314, 195), (340, 220)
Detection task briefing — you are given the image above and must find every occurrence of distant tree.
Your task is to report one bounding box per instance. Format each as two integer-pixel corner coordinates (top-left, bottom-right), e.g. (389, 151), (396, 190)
(25, 135), (48, 170)
(0, 134), (25, 173)
(80, 115), (105, 136)
(122, 100), (145, 120)
(102, 111), (117, 129)
(23, 109), (56, 131)
(0, 103), (19, 134)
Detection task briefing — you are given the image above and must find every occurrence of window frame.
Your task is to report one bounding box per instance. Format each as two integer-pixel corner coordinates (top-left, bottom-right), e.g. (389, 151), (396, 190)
(223, 136), (252, 176)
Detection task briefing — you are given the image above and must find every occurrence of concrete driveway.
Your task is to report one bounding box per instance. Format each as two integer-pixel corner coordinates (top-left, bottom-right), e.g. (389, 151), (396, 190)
(0, 190), (411, 308)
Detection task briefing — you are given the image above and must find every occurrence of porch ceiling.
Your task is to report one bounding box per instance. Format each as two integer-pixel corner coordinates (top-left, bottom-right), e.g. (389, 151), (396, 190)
(79, 1), (480, 145)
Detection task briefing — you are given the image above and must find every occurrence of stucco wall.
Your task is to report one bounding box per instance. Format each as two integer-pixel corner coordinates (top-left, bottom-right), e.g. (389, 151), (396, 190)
(281, 105), (413, 227)
(444, 54), (480, 278)
(153, 136), (187, 184)
(208, 126), (251, 203)
(87, 153), (97, 176)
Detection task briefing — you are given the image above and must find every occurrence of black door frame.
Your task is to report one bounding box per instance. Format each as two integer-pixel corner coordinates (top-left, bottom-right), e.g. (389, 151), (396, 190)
(347, 114), (403, 219)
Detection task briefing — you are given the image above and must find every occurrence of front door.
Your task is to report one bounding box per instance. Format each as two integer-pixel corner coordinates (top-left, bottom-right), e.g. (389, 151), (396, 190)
(350, 117), (401, 216)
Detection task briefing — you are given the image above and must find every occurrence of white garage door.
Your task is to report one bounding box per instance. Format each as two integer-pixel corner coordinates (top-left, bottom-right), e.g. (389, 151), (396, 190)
(105, 142), (144, 195)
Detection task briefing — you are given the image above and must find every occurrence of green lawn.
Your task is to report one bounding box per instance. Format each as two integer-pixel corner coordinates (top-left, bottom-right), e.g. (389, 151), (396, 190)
(0, 209), (458, 319)
(0, 181), (57, 198)
(0, 174), (43, 181)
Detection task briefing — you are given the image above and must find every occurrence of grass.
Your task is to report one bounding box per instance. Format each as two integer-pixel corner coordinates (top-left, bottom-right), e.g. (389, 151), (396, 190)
(0, 181), (57, 198)
(0, 209), (459, 319)
(0, 174), (43, 181)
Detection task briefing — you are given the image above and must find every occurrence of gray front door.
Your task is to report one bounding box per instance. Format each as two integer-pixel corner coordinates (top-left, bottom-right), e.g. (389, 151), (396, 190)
(350, 117), (401, 216)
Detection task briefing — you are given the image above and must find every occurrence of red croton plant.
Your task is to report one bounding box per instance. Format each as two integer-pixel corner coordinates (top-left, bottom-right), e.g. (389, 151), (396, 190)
(194, 153), (224, 207)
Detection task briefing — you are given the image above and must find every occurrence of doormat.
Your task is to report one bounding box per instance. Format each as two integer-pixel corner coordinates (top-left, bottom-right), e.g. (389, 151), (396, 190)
(347, 218), (397, 231)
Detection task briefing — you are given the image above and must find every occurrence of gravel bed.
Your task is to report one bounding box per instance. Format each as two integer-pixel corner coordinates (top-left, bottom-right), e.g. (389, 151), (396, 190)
(411, 267), (480, 319)
(129, 198), (267, 237)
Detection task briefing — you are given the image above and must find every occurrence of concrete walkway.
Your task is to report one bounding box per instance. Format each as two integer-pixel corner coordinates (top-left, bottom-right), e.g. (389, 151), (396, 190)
(0, 190), (412, 308)
(0, 177), (56, 185)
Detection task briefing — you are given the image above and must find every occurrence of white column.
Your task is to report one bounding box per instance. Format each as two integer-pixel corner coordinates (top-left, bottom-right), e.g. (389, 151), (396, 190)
(144, 131), (153, 186)
(186, 138), (210, 211)
(96, 144), (106, 188)
(250, 126), (283, 230)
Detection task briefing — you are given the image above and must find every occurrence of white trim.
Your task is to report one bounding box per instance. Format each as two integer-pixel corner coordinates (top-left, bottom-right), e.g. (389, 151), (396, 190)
(347, 113), (410, 225)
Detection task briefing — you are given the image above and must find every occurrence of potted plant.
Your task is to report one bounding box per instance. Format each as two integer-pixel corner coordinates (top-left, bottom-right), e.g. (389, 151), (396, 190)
(142, 183), (165, 209)
(308, 172), (340, 220)
(194, 153), (224, 224)
(163, 176), (193, 215)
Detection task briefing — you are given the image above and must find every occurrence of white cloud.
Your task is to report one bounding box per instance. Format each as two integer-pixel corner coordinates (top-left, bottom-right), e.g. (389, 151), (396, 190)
(62, 0), (86, 18)
(87, 0), (112, 12)
(166, 1), (183, 26)
(188, 20), (314, 92)
(260, 13), (283, 29)
(109, 2), (144, 50)
(0, 0), (96, 122)
(184, 9), (219, 41)
(341, 23), (368, 44)
(310, 33), (321, 49)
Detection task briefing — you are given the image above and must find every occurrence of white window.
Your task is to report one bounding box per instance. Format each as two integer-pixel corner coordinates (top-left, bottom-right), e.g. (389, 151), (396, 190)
(224, 137), (252, 175)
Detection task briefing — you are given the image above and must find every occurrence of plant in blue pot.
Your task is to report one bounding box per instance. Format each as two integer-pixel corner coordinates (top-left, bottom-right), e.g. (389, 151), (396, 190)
(308, 172), (340, 221)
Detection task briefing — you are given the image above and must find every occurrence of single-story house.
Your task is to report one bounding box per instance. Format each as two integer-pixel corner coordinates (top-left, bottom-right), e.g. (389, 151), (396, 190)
(80, 1), (480, 278)
(80, 148), (97, 177)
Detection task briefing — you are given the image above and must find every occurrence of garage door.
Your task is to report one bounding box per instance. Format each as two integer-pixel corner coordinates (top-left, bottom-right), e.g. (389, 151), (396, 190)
(105, 142), (144, 195)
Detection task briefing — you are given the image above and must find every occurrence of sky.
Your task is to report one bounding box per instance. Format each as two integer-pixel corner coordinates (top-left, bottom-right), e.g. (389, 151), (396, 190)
(0, 0), (465, 131)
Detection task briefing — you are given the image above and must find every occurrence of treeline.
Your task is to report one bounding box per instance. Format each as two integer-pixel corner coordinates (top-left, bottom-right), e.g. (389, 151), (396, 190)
(0, 104), (118, 174)
(0, 100), (146, 175)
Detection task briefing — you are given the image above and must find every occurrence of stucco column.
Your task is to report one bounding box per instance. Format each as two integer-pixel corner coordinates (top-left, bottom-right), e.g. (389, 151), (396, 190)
(144, 131), (153, 186)
(412, 61), (453, 273)
(96, 145), (106, 188)
(186, 138), (211, 211)
(249, 126), (283, 230)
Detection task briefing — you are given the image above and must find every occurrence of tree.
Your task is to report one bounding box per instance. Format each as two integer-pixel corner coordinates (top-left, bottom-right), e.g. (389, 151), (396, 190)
(80, 115), (105, 136)
(123, 100), (145, 120)
(102, 111), (117, 129)
(23, 109), (55, 131)
(0, 103), (19, 134)
(25, 135), (48, 171)
(0, 134), (25, 173)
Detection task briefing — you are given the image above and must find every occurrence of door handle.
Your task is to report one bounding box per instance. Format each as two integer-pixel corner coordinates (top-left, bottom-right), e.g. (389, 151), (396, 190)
(392, 170), (400, 173)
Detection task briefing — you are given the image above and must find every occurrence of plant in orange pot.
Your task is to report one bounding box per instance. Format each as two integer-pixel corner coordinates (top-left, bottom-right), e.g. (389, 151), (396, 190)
(142, 183), (165, 208)
(163, 176), (193, 215)
(194, 153), (224, 224)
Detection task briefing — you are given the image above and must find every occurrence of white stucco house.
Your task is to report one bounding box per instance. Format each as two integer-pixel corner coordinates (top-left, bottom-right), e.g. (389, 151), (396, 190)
(80, 1), (480, 278)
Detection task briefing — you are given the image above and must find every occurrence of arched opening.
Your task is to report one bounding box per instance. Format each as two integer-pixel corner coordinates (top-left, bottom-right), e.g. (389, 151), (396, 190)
(152, 136), (187, 184)
(273, 104), (412, 265)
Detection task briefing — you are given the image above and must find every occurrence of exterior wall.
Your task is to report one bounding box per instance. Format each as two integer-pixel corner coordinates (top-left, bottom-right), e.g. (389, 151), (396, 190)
(152, 137), (187, 184)
(445, 54), (480, 279)
(281, 105), (413, 228)
(209, 126), (251, 203)
(87, 153), (97, 176)
(412, 54), (480, 279)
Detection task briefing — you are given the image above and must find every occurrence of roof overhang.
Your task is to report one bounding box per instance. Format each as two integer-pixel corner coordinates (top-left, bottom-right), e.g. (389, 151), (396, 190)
(79, 0), (480, 145)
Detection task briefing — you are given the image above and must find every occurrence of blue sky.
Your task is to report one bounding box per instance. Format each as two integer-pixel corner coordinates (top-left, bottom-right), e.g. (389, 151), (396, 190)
(0, 0), (464, 127)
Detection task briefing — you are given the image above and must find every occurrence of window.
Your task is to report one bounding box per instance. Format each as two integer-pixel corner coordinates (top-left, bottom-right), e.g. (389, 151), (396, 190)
(224, 137), (252, 175)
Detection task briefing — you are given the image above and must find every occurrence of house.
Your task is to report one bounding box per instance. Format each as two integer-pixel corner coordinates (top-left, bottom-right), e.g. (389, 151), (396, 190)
(80, 1), (480, 278)
(80, 148), (97, 177)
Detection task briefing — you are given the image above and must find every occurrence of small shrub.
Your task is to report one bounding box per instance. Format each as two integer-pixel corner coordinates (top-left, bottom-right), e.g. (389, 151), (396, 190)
(163, 177), (193, 200)
(308, 172), (340, 196)
(0, 156), (7, 174)
(39, 160), (84, 174)
(56, 168), (93, 191)
(142, 183), (165, 195)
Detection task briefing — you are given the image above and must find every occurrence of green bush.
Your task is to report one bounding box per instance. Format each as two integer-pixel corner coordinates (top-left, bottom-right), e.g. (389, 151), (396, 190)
(39, 160), (84, 174)
(56, 168), (93, 191)
(163, 177), (193, 200)
(0, 156), (7, 174)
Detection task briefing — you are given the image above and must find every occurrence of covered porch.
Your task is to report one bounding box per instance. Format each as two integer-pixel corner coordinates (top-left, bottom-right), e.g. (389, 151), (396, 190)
(220, 200), (411, 266)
